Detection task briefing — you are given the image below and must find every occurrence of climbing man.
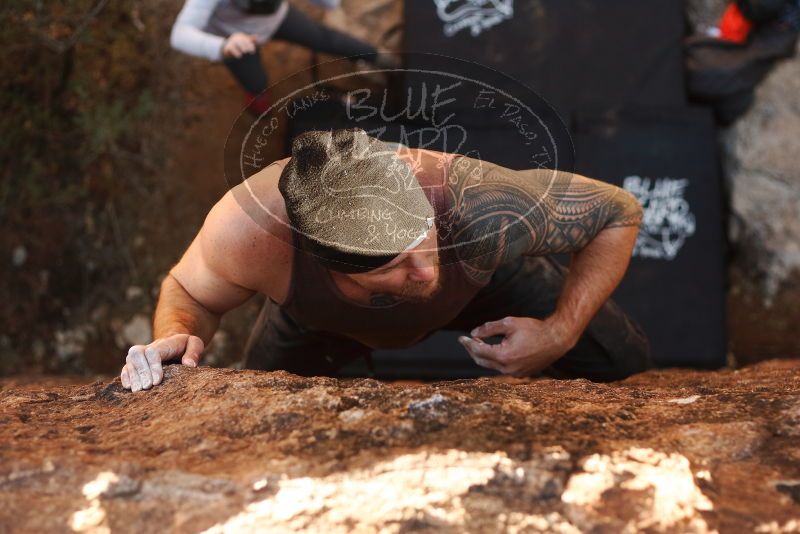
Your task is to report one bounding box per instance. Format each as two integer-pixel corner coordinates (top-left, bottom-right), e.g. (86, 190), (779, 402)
(120, 128), (653, 391)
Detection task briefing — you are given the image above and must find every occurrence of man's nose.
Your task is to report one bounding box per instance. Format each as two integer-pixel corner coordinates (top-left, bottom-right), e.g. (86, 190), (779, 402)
(406, 254), (436, 282)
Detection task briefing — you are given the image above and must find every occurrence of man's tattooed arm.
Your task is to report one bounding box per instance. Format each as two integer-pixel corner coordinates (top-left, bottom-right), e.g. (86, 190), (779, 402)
(443, 154), (643, 285)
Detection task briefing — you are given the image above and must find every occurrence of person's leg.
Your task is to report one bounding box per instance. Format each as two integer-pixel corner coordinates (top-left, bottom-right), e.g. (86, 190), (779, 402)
(222, 47), (269, 94)
(272, 4), (379, 60)
(445, 255), (654, 382)
(243, 297), (372, 377)
(540, 296), (654, 382)
(222, 46), (272, 114)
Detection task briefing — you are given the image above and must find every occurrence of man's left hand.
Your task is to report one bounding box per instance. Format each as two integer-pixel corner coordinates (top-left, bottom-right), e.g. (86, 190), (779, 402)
(458, 316), (576, 377)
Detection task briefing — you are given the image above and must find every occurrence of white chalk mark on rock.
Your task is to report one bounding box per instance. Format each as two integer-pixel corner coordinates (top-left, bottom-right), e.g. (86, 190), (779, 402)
(668, 395), (701, 405)
(562, 447), (715, 533)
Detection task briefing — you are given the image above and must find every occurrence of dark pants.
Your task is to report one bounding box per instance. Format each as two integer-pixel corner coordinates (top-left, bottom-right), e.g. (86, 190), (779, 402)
(243, 255), (655, 382)
(222, 5), (378, 95)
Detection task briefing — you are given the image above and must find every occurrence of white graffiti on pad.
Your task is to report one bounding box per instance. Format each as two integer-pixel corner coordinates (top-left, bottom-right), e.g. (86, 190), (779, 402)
(622, 176), (696, 261)
(433, 0), (514, 37)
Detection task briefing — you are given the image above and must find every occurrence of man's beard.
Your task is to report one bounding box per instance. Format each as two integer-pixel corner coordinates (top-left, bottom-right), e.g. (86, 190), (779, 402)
(396, 270), (442, 303)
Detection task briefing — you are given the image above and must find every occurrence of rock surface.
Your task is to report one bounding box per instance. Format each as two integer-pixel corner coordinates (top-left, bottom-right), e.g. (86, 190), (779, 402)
(2, 360), (800, 532)
(720, 43), (800, 362)
(722, 41), (800, 300)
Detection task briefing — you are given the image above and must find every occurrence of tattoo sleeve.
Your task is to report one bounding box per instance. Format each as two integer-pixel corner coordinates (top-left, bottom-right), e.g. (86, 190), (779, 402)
(443, 154), (643, 284)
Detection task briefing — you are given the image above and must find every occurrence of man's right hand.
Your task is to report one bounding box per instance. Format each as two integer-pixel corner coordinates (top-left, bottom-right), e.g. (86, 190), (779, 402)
(120, 334), (204, 392)
(222, 32), (257, 59)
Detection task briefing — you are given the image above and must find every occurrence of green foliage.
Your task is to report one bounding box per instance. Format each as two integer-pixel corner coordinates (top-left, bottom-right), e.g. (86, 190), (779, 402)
(0, 0), (184, 374)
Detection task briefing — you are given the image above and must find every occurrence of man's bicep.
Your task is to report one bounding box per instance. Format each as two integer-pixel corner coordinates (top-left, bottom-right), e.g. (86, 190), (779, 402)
(169, 194), (269, 315)
(447, 155), (642, 272)
(522, 169), (643, 253)
(170, 236), (255, 316)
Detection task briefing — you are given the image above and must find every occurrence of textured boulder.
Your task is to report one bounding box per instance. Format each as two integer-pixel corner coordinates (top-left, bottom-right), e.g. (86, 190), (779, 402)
(720, 44), (800, 363)
(722, 44), (800, 298)
(2, 360), (800, 532)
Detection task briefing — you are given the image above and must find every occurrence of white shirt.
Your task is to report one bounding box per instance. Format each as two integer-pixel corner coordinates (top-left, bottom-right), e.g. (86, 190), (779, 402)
(170, 0), (339, 62)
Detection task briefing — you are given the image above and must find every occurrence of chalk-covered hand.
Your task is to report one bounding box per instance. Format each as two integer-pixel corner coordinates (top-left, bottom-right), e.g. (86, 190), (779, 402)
(120, 333), (204, 392)
(458, 316), (575, 377)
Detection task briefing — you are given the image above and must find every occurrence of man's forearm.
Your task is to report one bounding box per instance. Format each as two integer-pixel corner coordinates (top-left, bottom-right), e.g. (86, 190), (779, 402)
(546, 225), (639, 349)
(152, 273), (221, 345)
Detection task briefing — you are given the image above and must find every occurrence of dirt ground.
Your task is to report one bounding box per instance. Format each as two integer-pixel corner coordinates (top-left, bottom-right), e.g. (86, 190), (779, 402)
(727, 266), (800, 367)
(1, 359), (799, 532)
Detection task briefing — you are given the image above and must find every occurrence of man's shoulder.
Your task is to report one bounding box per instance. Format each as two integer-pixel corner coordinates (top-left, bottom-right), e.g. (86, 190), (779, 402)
(225, 158), (292, 239)
(198, 159), (294, 293)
